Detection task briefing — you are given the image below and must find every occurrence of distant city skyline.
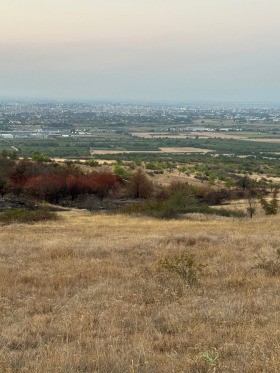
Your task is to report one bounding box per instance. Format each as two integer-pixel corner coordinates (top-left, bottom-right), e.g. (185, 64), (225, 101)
(1, 0), (280, 102)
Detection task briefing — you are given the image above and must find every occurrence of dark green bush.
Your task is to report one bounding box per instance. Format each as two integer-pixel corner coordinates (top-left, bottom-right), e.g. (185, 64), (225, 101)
(32, 153), (51, 162)
(259, 188), (278, 215)
(85, 160), (99, 167)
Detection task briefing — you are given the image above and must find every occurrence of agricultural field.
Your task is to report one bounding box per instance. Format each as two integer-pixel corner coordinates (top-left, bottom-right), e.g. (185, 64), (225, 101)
(130, 131), (280, 142)
(90, 147), (213, 155)
(2, 133), (280, 159)
(2, 110), (280, 161)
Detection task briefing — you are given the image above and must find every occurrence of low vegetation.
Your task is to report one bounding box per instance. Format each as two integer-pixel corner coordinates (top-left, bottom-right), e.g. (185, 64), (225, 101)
(159, 251), (205, 286)
(0, 207), (59, 225)
(254, 249), (280, 276)
(1, 211), (280, 371)
(259, 188), (279, 215)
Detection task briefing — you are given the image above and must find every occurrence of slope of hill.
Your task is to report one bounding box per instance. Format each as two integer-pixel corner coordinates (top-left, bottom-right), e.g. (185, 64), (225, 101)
(0, 210), (280, 372)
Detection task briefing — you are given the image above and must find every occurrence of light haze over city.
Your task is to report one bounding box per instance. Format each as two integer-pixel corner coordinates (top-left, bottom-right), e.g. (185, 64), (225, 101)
(1, 0), (280, 102)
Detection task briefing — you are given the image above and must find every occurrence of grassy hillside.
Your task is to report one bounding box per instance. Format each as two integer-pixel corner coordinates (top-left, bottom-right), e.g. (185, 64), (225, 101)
(1, 210), (280, 372)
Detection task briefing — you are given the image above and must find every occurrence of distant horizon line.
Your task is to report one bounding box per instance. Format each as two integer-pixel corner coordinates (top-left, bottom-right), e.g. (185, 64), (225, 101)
(0, 95), (279, 106)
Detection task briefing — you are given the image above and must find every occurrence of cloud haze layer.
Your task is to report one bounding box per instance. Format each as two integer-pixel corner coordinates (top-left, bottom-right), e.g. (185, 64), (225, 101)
(1, 0), (280, 101)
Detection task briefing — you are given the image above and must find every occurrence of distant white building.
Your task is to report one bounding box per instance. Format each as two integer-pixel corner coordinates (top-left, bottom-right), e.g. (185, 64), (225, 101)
(0, 134), (14, 139)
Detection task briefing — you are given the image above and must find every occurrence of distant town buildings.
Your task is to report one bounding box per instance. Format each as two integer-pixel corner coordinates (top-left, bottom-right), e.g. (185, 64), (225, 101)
(0, 101), (279, 139)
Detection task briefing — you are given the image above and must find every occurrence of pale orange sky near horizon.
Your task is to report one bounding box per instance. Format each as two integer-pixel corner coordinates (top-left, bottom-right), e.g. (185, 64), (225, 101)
(1, 0), (279, 44)
(1, 0), (280, 101)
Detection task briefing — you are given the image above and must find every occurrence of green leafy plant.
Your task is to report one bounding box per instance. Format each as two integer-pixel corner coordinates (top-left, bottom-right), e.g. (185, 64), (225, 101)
(202, 350), (219, 372)
(159, 252), (205, 286)
(113, 165), (131, 178)
(31, 153), (51, 162)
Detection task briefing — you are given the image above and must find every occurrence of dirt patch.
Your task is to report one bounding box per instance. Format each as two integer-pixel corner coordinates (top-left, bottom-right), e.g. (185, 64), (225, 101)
(159, 147), (212, 153)
(90, 147), (212, 155)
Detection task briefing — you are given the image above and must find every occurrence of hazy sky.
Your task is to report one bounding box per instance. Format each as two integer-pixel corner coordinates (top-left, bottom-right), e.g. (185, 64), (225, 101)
(1, 0), (280, 102)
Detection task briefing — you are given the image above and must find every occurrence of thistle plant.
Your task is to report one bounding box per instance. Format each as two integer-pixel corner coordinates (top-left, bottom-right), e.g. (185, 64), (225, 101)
(202, 350), (219, 372)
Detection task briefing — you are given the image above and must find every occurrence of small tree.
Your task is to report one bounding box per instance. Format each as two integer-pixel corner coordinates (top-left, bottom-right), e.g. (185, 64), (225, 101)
(246, 191), (257, 218)
(236, 175), (254, 190)
(127, 168), (154, 199)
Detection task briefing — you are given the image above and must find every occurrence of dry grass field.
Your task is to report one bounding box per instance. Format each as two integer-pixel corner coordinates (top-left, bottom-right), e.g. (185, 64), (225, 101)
(131, 131), (280, 143)
(1, 210), (280, 372)
(90, 148), (211, 155)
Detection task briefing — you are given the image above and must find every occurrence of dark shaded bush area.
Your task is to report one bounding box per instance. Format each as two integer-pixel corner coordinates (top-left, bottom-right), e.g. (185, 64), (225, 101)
(0, 208), (59, 225)
(120, 200), (244, 219)
(0, 157), (123, 204)
(119, 181), (245, 219)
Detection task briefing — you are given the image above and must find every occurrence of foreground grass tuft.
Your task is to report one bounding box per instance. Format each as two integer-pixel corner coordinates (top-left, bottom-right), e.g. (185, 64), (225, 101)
(254, 248), (280, 276)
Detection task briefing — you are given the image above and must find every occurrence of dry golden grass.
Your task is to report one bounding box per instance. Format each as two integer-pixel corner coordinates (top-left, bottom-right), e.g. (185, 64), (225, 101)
(159, 147), (212, 153)
(131, 130), (280, 144)
(90, 148), (211, 155)
(1, 210), (280, 372)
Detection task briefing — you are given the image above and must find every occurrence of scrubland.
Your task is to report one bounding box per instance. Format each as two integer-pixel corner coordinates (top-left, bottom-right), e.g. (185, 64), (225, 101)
(1, 210), (280, 372)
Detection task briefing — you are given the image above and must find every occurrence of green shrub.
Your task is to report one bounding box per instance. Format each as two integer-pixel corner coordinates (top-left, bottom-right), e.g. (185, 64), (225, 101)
(178, 166), (187, 173)
(159, 252), (204, 286)
(146, 162), (167, 171)
(202, 350), (220, 370)
(135, 159), (142, 166)
(85, 160), (99, 167)
(145, 162), (158, 170)
(32, 153), (51, 162)
(113, 165), (131, 178)
(167, 189), (196, 209)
